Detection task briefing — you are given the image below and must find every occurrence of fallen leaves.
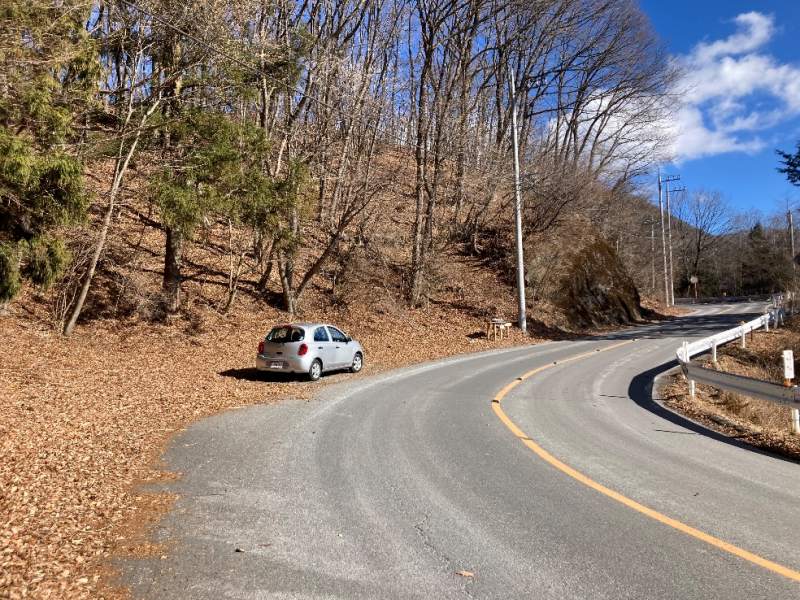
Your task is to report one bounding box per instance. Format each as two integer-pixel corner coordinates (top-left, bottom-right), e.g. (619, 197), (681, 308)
(0, 280), (535, 599)
(663, 319), (800, 461)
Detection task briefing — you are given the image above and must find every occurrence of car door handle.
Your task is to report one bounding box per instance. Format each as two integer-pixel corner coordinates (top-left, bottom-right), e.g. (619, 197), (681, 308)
(317, 346), (323, 349)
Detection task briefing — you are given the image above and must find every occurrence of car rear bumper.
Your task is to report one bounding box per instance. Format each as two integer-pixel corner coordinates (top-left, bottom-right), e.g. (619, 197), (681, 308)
(256, 354), (311, 374)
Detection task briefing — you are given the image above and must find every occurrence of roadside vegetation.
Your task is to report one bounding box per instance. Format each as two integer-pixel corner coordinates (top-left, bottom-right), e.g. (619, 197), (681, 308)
(663, 316), (800, 461)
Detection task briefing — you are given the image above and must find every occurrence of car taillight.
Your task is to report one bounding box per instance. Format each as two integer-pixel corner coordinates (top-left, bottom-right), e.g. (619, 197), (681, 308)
(258, 340), (264, 354)
(298, 343), (308, 356)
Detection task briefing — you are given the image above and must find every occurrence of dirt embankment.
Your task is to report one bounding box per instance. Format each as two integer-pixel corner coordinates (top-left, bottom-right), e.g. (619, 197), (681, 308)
(662, 317), (800, 461)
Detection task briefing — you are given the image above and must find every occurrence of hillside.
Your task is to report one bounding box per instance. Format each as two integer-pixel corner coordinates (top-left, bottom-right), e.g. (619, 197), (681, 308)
(0, 144), (675, 598)
(0, 1), (680, 595)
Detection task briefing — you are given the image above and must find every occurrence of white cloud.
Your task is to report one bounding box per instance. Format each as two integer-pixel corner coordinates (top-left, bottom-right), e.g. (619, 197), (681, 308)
(668, 12), (800, 162)
(691, 12), (774, 62)
(670, 105), (765, 162)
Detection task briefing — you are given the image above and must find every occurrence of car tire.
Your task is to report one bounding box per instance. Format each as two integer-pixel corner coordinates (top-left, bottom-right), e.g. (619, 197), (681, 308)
(350, 352), (363, 373)
(308, 359), (323, 381)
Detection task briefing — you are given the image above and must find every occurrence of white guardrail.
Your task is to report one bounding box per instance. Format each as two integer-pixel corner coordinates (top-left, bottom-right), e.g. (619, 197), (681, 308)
(675, 295), (800, 407)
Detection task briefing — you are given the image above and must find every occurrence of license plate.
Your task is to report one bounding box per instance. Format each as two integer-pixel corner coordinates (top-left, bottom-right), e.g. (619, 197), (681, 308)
(270, 361), (283, 369)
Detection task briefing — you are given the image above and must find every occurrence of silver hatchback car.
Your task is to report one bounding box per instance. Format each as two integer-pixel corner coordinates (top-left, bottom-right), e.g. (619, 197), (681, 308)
(256, 323), (365, 381)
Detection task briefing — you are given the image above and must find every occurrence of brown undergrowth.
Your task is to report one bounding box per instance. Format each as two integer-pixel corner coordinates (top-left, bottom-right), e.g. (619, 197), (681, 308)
(0, 157), (665, 599)
(662, 317), (800, 461)
(0, 262), (545, 599)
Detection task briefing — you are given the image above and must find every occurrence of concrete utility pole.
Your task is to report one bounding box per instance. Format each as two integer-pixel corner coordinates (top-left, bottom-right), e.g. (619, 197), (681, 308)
(657, 172), (680, 306)
(510, 70), (527, 333)
(657, 173), (668, 305)
(650, 220), (656, 294)
(666, 183), (685, 306)
(643, 217), (657, 295)
(788, 209), (796, 270)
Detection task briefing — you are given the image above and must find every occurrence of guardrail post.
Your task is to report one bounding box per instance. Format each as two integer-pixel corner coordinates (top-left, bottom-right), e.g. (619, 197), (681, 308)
(711, 342), (717, 365)
(764, 313), (770, 332)
(689, 379), (696, 399)
(792, 409), (800, 435)
(682, 341), (689, 363)
(740, 325), (746, 349)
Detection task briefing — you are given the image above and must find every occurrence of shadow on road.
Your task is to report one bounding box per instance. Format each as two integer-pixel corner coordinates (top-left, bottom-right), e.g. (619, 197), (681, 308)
(627, 361), (799, 466)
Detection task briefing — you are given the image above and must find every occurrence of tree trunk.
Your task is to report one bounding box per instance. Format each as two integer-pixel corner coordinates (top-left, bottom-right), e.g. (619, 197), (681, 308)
(277, 250), (296, 316)
(62, 193), (114, 336)
(256, 239), (275, 295)
(409, 68), (429, 307)
(62, 47), (159, 335)
(163, 226), (183, 313)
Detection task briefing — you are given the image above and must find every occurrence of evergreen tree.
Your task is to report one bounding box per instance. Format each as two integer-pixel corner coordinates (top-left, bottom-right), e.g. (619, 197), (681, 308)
(151, 111), (297, 312)
(741, 223), (791, 294)
(777, 142), (800, 187)
(0, 1), (98, 303)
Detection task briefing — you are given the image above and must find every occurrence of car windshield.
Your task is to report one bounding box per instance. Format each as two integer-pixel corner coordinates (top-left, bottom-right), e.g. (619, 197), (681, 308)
(267, 326), (305, 343)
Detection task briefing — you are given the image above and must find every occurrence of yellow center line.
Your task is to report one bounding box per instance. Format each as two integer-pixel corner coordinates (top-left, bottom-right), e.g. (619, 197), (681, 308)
(492, 340), (800, 584)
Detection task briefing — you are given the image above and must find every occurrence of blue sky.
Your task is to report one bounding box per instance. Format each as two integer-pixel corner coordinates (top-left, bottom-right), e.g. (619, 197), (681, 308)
(639, 1), (800, 216)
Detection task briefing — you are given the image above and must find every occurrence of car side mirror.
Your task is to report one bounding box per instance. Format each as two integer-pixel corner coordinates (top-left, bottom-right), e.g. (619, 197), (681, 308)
(345, 336), (351, 343)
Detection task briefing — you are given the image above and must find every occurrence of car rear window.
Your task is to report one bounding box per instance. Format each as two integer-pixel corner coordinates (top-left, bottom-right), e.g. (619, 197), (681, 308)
(267, 326), (305, 343)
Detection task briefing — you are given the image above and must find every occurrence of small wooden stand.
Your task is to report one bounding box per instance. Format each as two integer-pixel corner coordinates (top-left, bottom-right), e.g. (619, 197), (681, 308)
(487, 318), (512, 341)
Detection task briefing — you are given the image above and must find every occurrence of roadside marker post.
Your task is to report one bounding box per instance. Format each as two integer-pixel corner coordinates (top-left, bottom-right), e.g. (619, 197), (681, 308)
(784, 350), (794, 388)
(783, 350), (799, 434)
(740, 322), (747, 349)
(711, 342), (717, 365)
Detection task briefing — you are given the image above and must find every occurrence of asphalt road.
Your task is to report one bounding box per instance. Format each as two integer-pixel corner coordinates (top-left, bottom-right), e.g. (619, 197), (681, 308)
(123, 303), (800, 599)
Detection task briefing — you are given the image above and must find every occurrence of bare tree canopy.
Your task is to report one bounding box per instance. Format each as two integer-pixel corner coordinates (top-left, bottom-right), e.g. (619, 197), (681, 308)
(1, 0), (681, 323)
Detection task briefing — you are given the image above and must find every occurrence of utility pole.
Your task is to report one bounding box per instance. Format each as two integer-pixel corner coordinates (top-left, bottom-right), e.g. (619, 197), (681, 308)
(510, 70), (527, 333)
(788, 208), (797, 296)
(650, 220), (656, 294)
(657, 171), (680, 306)
(788, 209), (796, 268)
(666, 182), (685, 306)
(658, 173), (668, 306)
(643, 217), (657, 295)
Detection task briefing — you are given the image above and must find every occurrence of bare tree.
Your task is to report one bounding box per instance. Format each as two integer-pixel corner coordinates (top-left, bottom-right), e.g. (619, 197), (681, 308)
(672, 189), (732, 292)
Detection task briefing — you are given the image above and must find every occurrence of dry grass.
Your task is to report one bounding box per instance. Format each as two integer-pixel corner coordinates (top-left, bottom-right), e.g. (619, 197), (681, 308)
(663, 318), (800, 461)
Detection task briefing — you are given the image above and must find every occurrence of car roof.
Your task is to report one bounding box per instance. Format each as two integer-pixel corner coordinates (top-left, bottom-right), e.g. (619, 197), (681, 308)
(270, 322), (335, 329)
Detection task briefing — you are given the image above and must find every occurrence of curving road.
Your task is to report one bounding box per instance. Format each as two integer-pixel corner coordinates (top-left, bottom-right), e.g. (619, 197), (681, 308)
(124, 303), (800, 599)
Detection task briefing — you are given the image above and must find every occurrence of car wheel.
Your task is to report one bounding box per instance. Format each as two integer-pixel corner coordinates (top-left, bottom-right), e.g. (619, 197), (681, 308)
(308, 359), (323, 381)
(350, 352), (363, 373)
